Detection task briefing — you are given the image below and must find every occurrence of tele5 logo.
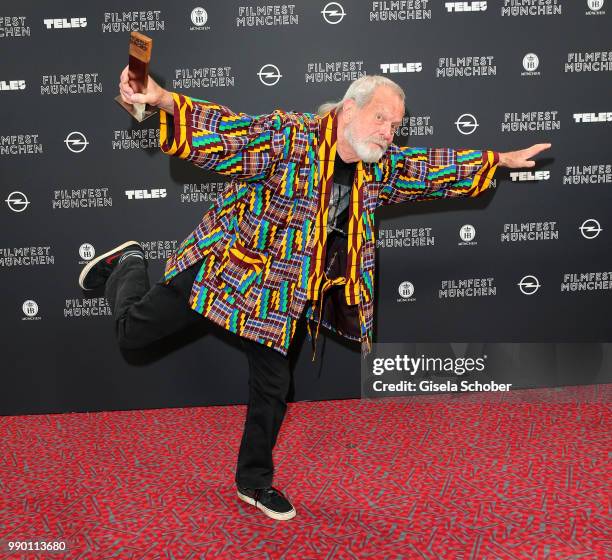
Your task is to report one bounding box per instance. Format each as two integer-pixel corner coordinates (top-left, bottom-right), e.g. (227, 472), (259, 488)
(43, 17), (87, 29)
(510, 170), (550, 182)
(0, 80), (26, 91)
(445, 2), (487, 12)
(125, 189), (167, 200)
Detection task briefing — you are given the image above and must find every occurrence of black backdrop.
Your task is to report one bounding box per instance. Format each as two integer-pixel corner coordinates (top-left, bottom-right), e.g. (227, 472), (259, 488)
(2, 1), (611, 414)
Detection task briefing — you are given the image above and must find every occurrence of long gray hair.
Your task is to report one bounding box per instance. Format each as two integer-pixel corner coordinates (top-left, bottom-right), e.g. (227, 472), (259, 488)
(316, 75), (405, 116)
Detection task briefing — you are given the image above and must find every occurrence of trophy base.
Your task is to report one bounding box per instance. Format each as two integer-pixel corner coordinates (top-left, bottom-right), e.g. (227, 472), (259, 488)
(114, 95), (158, 122)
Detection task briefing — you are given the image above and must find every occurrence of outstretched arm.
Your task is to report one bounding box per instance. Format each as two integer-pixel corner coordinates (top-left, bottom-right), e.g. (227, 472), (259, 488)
(377, 143), (551, 206)
(118, 65), (287, 181)
(377, 147), (499, 205)
(498, 143), (551, 168)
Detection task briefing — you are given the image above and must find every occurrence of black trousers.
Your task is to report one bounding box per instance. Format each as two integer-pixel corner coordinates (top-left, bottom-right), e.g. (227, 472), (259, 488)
(105, 256), (293, 489)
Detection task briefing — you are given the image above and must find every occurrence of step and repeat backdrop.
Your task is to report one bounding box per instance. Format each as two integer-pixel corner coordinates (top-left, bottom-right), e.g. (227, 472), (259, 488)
(1, 1), (610, 414)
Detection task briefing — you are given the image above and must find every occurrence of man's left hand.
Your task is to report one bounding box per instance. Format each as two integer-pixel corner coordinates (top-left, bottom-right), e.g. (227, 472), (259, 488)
(498, 143), (552, 169)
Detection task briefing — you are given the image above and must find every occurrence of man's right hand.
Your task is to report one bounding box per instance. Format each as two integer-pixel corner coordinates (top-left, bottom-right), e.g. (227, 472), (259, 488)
(118, 65), (173, 113)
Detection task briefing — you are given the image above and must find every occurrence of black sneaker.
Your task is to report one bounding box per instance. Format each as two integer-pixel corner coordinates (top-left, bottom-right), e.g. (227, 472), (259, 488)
(237, 485), (296, 521)
(79, 241), (145, 290)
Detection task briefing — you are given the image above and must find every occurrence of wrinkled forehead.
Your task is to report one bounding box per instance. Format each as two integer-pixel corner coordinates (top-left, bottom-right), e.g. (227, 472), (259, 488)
(364, 86), (405, 121)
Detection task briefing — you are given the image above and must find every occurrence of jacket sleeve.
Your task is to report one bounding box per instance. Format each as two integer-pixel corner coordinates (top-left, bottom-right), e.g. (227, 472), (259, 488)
(159, 92), (287, 180)
(377, 146), (500, 206)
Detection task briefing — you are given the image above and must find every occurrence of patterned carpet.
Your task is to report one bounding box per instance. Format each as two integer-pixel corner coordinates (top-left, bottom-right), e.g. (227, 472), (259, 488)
(1, 386), (610, 559)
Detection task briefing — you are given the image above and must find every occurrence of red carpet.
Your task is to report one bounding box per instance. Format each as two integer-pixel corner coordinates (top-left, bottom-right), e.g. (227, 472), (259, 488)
(1, 385), (610, 559)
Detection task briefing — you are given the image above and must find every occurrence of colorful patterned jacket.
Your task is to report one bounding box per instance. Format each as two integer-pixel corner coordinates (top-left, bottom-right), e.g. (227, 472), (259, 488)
(159, 93), (499, 360)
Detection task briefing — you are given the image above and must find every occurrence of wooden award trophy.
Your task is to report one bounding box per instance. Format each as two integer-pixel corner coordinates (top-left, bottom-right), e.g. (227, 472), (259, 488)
(114, 31), (158, 122)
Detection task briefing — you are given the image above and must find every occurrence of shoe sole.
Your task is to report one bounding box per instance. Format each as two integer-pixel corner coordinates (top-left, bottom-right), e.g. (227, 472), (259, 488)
(236, 490), (296, 521)
(78, 240), (142, 290)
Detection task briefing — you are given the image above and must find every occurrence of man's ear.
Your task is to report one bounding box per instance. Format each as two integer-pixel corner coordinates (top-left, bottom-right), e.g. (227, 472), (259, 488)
(342, 99), (355, 122)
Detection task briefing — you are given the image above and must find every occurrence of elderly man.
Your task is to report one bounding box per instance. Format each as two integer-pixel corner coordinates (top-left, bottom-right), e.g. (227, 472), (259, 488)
(79, 67), (550, 520)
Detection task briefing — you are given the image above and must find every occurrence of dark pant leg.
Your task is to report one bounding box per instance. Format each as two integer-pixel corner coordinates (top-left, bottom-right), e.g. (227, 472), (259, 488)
(105, 256), (202, 349)
(235, 337), (292, 489)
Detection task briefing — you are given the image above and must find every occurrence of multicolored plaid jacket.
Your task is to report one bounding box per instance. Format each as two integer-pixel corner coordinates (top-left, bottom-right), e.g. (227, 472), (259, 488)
(159, 93), (499, 360)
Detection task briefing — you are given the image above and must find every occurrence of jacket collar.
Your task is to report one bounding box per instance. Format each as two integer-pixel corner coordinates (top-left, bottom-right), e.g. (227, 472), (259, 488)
(306, 110), (367, 361)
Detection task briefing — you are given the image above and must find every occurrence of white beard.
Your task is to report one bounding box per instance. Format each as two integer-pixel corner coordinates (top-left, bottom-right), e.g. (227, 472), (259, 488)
(344, 122), (387, 163)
